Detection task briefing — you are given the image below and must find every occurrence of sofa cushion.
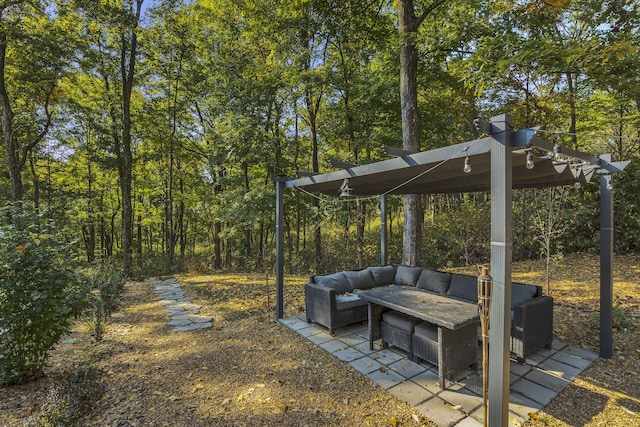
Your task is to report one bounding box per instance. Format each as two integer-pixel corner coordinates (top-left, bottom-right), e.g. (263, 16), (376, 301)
(394, 265), (423, 287)
(382, 311), (420, 331)
(447, 274), (478, 302)
(368, 265), (396, 286)
(416, 269), (452, 294)
(343, 269), (377, 291)
(335, 294), (367, 310)
(511, 283), (538, 307)
(314, 272), (350, 294)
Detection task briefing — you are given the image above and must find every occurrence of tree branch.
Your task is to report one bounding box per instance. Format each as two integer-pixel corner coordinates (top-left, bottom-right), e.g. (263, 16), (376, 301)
(416, 0), (448, 28)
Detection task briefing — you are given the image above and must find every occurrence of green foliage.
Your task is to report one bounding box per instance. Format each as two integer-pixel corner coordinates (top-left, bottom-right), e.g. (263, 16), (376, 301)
(591, 304), (638, 331)
(80, 263), (126, 341)
(422, 195), (491, 268)
(0, 0), (636, 278)
(0, 205), (90, 385)
(614, 162), (640, 253)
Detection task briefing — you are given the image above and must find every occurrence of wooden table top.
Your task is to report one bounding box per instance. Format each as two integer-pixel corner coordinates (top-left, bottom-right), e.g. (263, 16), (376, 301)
(358, 286), (479, 330)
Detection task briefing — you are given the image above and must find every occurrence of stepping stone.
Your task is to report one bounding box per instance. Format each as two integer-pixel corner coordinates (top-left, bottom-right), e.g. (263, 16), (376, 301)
(189, 315), (213, 323)
(148, 277), (211, 332)
(168, 318), (192, 326)
(173, 322), (212, 332)
(167, 310), (188, 317)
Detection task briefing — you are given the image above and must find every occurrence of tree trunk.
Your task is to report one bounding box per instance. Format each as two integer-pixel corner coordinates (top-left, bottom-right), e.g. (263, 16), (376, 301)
(565, 71), (577, 149)
(309, 98), (322, 270)
(0, 29), (20, 203)
(213, 169), (223, 269)
(396, 0), (446, 266)
(28, 153), (39, 210)
(356, 198), (365, 269)
(85, 160), (96, 263)
(119, 0), (144, 276)
(137, 195), (143, 255)
(399, 0), (422, 266)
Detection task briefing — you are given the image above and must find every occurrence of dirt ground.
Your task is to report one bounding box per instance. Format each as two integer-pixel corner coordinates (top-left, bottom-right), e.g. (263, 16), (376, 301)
(1, 253), (638, 426)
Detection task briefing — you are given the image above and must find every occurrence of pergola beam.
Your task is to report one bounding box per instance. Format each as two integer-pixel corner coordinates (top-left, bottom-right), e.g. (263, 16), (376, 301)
(284, 137), (494, 190)
(329, 160), (357, 169)
(383, 146), (416, 157)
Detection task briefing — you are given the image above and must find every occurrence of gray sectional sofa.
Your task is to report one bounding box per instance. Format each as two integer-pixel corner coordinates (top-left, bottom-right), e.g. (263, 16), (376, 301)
(304, 264), (553, 362)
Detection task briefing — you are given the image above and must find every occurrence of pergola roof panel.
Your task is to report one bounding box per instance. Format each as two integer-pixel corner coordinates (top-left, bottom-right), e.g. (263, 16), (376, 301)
(288, 138), (597, 196)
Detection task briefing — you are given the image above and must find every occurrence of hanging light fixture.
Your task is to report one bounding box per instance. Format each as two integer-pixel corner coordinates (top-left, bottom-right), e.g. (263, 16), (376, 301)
(606, 175), (614, 190)
(526, 151), (535, 169)
(338, 179), (354, 197)
(553, 143), (562, 161)
(574, 177), (582, 189)
(463, 156), (472, 174)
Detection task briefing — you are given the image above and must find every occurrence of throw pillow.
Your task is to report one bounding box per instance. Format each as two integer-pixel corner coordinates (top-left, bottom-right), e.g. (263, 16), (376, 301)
(416, 269), (452, 294)
(511, 283), (539, 307)
(368, 265), (396, 286)
(447, 274), (478, 302)
(394, 265), (423, 287)
(343, 269), (377, 291)
(314, 272), (350, 294)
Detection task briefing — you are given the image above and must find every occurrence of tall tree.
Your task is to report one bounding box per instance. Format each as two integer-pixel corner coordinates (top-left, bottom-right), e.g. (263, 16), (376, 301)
(119, 0), (144, 274)
(72, 0), (145, 274)
(0, 1), (69, 205)
(397, 0), (447, 266)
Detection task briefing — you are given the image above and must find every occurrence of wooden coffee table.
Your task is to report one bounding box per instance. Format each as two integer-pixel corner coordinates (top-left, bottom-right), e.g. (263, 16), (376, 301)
(359, 286), (479, 389)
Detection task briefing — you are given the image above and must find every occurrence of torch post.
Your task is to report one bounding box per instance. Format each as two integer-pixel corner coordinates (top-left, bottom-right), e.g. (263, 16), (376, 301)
(478, 266), (493, 427)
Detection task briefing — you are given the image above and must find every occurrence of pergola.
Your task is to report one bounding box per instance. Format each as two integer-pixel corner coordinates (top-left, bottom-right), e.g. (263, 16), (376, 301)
(273, 114), (629, 425)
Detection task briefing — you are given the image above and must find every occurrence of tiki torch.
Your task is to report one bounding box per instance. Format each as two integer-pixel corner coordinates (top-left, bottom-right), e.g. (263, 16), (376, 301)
(478, 266), (492, 427)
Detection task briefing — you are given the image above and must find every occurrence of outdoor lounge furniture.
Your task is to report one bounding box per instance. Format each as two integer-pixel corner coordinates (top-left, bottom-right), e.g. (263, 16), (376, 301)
(359, 286), (480, 388)
(380, 311), (420, 359)
(304, 264), (553, 362)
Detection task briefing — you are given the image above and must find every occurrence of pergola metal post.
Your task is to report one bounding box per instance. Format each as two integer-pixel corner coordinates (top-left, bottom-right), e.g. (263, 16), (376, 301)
(381, 194), (388, 265)
(599, 155), (614, 358)
(274, 175), (287, 320)
(488, 114), (513, 426)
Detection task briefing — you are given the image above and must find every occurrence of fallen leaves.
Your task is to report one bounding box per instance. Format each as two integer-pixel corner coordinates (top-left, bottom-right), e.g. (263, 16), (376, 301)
(5, 255), (638, 427)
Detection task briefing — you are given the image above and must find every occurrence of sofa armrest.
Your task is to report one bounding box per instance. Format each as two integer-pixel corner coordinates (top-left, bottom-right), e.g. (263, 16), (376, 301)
(512, 296), (553, 359)
(305, 282), (337, 325)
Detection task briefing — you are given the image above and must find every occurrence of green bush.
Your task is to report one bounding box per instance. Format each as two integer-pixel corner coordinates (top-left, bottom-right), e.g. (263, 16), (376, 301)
(81, 263), (126, 341)
(591, 304), (638, 331)
(0, 205), (90, 385)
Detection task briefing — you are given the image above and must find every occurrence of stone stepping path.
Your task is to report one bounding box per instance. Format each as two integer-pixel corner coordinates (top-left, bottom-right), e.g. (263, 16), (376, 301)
(147, 277), (213, 331)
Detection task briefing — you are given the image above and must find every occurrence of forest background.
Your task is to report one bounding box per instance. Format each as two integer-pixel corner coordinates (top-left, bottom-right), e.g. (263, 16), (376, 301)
(1, 0), (639, 278)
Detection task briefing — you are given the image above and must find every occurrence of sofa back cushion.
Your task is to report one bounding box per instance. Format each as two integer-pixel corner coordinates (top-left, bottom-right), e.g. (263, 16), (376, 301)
(447, 274), (478, 302)
(314, 272), (350, 294)
(511, 283), (539, 307)
(416, 269), (452, 294)
(394, 265), (423, 287)
(343, 269), (377, 291)
(368, 265), (396, 286)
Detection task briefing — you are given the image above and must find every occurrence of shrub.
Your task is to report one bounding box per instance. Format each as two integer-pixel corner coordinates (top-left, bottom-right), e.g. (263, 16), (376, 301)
(26, 363), (104, 426)
(591, 304), (638, 331)
(0, 205), (90, 385)
(80, 263), (126, 341)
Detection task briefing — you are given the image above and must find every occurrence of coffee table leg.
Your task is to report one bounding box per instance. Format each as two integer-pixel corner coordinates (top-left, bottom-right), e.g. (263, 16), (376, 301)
(368, 303), (383, 350)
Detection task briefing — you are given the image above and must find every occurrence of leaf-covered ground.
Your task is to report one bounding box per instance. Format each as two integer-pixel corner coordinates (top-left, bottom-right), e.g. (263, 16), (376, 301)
(0, 253), (638, 426)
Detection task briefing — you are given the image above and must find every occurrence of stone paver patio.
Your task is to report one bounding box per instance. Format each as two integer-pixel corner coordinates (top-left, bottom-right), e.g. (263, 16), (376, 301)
(280, 315), (598, 427)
